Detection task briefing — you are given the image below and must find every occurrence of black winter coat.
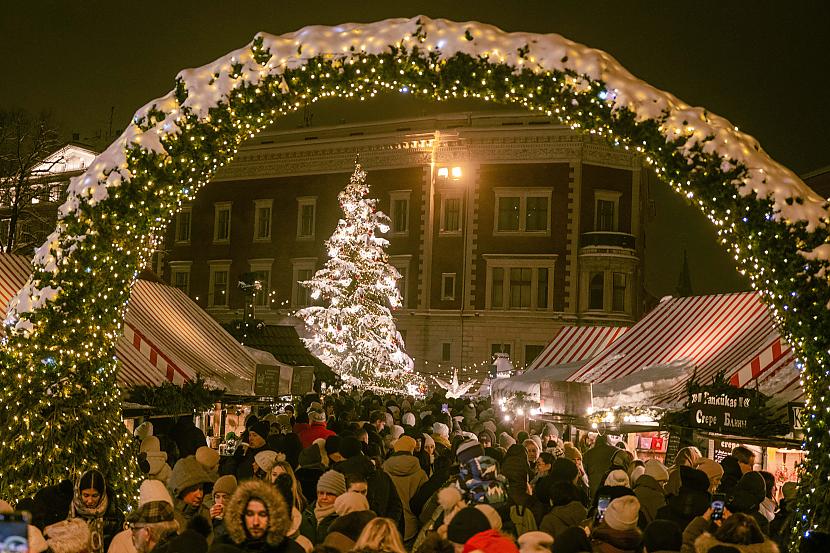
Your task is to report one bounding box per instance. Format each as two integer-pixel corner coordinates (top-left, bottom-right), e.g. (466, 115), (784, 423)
(334, 455), (403, 527)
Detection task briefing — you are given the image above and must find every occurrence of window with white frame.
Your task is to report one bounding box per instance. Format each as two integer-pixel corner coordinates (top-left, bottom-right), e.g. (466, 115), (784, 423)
(297, 197), (316, 239)
(291, 258), (317, 307)
(208, 262), (231, 307)
(175, 207), (191, 243)
(439, 191), (463, 234)
(389, 191), (410, 235)
(213, 202), (232, 243)
(485, 256), (555, 310)
(389, 255), (411, 308)
(441, 273), (456, 301)
(253, 199), (272, 241)
(249, 259), (274, 308)
(594, 190), (622, 232)
(494, 188), (552, 234)
(169, 261), (192, 295)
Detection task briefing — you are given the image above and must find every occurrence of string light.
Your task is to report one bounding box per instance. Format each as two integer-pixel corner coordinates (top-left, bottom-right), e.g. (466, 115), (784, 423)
(0, 19), (823, 545)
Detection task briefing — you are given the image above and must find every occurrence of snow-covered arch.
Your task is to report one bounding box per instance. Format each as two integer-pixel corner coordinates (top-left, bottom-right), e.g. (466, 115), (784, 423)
(2, 16), (828, 534)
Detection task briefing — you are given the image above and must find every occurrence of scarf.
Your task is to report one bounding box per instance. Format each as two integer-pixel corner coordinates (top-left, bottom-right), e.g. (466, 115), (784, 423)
(70, 488), (109, 553)
(314, 502), (336, 524)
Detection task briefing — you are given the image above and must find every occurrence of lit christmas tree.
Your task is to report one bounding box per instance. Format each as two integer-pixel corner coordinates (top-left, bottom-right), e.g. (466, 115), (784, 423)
(296, 161), (418, 392)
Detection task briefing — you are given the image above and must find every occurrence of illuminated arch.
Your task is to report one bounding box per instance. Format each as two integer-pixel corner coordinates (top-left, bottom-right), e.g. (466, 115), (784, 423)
(2, 16), (829, 534)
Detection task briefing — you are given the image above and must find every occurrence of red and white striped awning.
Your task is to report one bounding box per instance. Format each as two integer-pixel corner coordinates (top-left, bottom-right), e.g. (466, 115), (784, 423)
(0, 254), (255, 394)
(528, 325), (629, 370)
(568, 292), (803, 406)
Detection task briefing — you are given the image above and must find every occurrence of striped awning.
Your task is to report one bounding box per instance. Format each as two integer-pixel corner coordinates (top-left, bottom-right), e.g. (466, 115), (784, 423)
(567, 292), (804, 406)
(0, 254), (255, 395)
(528, 325), (629, 370)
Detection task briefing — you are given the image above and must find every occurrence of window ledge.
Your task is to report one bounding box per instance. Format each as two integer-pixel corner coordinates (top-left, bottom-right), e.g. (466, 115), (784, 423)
(494, 230), (551, 237)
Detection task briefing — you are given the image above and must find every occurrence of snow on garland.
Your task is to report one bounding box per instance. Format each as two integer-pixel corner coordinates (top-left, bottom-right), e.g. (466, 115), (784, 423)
(0, 17), (828, 540)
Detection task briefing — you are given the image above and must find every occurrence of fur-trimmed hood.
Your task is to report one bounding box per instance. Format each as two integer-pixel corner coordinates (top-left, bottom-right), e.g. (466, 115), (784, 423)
(224, 479), (291, 547)
(694, 532), (780, 553)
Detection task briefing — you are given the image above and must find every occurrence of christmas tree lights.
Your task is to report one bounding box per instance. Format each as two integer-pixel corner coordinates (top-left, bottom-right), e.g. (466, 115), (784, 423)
(0, 19), (823, 544)
(295, 162), (418, 392)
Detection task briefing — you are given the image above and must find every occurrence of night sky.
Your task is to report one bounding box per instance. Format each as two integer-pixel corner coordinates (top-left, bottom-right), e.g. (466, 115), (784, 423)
(2, 1), (828, 296)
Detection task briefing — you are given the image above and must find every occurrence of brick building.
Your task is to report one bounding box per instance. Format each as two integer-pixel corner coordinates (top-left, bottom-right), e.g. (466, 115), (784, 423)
(160, 112), (651, 375)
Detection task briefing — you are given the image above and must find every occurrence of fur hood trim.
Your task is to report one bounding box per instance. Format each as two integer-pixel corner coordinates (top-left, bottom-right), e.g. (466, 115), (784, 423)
(695, 532), (779, 553)
(44, 518), (90, 553)
(224, 479), (290, 546)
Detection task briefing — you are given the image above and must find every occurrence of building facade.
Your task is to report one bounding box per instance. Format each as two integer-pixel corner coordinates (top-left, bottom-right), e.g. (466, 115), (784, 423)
(160, 112), (649, 376)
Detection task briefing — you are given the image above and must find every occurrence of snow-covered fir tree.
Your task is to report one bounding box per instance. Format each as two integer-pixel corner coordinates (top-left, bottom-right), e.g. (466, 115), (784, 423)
(296, 161), (418, 391)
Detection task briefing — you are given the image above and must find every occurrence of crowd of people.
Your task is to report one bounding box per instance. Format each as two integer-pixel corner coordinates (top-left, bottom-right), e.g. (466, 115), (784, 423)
(2, 391), (826, 553)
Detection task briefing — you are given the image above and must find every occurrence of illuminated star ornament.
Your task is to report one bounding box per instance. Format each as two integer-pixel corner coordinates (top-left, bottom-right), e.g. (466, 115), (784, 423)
(433, 368), (478, 399)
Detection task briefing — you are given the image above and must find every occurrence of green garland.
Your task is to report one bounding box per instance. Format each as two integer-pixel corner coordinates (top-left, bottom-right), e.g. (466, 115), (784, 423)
(0, 21), (826, 544)
(127, 376), (224, 416)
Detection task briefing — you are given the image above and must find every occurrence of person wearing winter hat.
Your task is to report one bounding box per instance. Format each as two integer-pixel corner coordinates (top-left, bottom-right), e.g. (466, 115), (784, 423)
(726, 471), (770, 534)
(333, 491), (370, 517)
(212, 478), (304, 553)
(210, 475), (238, 537)
(605, 469), (631, 488)
(384, 434), (428, 541)
(391, 425), (406, 441)
(140, 436), (173, 484)
(70, 469), (124, 553)
(462, 528), (520, 553)
(325, 435), (345, 464)
(535, 457), (583, 509)
(107, 480), (174, 553)
(298, 407), (335, 449)
(634, 460), (669, 524)
(253, 450), (279, 479)
(125, 500), (181, 553)
(654, 466), (711, 533)
(324, 510), (378, 553)
(694, 458), (725, 493)
(456, 439), (485, 466)
(166, 455), (216, 533)
(591, 496), (642, 553)
(300, 470), (346, 544)
(523, 439), (541, 468)
(295, 444), (327, 506)
(475, 504), (503, 532)
(402, 412), (417, 427)
(642, 519), (681, 553)
(447, 507), (492, 551)
(419, 433), (437, 477)
(433, 422), (452, 452)
(134, 421), (154, 441)
(629, 465), (645, 486)
(230, 420), (272, 481)
(499, 432), (517, 451)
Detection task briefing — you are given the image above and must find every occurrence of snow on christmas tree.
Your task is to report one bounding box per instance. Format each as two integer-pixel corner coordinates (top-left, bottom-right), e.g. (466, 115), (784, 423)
(296, 161), (419, 392)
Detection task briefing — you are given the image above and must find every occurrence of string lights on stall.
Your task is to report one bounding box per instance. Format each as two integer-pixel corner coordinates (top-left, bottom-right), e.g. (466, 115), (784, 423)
(0, 19), (824, 545)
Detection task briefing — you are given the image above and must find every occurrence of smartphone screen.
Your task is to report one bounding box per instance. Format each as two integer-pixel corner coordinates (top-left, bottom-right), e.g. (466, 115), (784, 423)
(711, 493), (725, 521)
(596, 496), (610, 523)
(0, 513), (29, 553)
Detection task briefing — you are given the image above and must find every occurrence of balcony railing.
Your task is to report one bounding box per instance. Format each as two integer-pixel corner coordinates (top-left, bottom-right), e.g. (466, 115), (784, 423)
(580, 231), (635, 249)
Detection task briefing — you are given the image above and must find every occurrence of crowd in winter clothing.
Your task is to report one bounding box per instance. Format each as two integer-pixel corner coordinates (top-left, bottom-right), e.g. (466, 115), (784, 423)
(1, 391), (825, 553)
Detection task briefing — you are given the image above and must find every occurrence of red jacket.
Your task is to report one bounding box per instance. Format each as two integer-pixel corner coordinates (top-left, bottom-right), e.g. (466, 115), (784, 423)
(298, 422), (335, 448)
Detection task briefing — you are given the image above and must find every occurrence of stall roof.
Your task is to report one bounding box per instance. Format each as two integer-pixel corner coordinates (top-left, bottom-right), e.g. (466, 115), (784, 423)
(527, 325), (629, 370)
(0, 254), (256, 395)
(567, 292), (803, 407)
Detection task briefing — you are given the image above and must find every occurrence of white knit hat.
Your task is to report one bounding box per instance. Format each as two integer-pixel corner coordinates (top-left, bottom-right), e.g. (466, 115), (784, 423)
(630, 466), (645, 485)
(255, 450), (279, 472)
(402, 412), (416, 426)
(139, 479), (173, 506)
(423, 433), (436, 448)
(604, 496), (640, 531)
(433, 422), (450, 438)
(391, 425), (405, 440)
(140, 436), (161, 453)
(605, 469), (631, 488)
(518, 531), (554, 553)
(134, 421), (153, 441)
(333, 491), (370, 516)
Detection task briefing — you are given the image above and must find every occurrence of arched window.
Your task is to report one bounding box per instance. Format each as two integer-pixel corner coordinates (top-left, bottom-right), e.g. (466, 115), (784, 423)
(589, 272), (604, 310)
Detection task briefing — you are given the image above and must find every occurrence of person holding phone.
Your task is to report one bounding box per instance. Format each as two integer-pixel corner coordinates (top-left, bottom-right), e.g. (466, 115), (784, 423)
(589, 496), (642, 552)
